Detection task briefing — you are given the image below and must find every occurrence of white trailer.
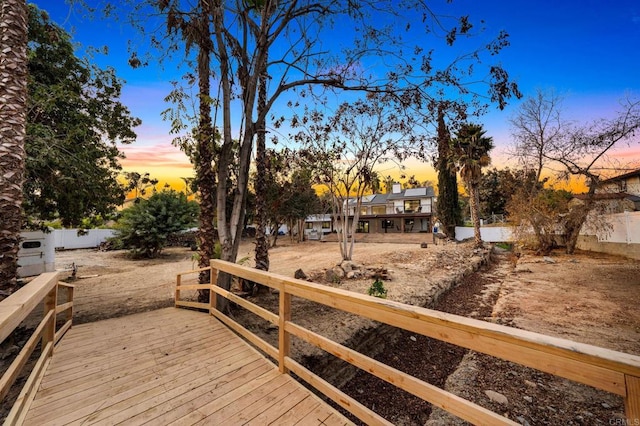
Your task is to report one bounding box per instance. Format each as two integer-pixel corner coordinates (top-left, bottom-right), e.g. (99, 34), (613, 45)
(18, 231), (56, 278)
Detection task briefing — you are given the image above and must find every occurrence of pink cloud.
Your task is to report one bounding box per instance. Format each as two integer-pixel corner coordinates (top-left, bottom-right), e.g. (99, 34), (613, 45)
(120, 144), (192, 169)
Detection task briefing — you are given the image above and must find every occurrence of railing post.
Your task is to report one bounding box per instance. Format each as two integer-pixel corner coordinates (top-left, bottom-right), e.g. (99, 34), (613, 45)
(626, 375), (640, 423)
(66, 284), (74, 325)
(175, 274), (181, 307)
(209, 267), (218, 313)
(42, 285), (57, 354)
(278, 284), (291, 374)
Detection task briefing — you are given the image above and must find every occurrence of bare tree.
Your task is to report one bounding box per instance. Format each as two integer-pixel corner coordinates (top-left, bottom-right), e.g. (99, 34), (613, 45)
(295, 97), (410, 260)
(510, 92), (640, 254)
(509, 89), (567, 183)
(124, 0), (519, 307)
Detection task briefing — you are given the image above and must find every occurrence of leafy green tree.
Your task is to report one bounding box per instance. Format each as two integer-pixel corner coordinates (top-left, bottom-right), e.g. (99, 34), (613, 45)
(123, 172), (159, 203)
(435, 109), (461, 238)
(23, 5), (140, 227)
(477, 168), (538, 218)
(452, 123), (494, 248)
(256, 149), (319, 247)
(116, 190), (199, 258)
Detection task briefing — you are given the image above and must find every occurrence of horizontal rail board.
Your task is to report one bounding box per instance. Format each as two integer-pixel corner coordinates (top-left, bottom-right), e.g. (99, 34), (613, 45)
(176, 267), (212, 276)
(175, 284), (211, 291)
(0, 272), (60, 343)
(210, 260), (639, 395)
(55, 320), (72, 345)
(286, 322), (517, 425)
(175, 300), (209, 310)
(210, 286), (278, 325)
(0, 310), (51, 401)
(55, 302), (73, 315)
(200, 259), (640, 423)
(210, 309), (279, 361)
(285, 357), (392, 426)
(4, 342), (52, 426)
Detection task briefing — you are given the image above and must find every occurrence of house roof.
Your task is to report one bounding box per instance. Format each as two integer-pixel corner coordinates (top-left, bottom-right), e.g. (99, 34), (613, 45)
(573, 192), (634, 201)
(601, 168), (640, 183)
(387, 186), (436, 200)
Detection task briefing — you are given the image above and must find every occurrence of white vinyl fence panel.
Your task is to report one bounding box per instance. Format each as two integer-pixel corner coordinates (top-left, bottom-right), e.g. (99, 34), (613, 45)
(454, 226), (514, 242)
(53, 229), (116, 250)
(593, 211), (640, 244)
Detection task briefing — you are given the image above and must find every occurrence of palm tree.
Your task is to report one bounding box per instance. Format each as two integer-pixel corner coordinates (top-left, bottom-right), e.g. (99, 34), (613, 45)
(453, 123), (494, 248)
(0, 0), (29, 293)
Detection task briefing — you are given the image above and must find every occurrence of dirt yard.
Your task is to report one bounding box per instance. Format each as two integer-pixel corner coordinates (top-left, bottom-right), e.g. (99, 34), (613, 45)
(16, 239), (640, 425)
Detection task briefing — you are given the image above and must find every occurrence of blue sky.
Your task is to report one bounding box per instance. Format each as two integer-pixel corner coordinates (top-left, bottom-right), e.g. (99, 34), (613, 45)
(31, 0), (640, 185)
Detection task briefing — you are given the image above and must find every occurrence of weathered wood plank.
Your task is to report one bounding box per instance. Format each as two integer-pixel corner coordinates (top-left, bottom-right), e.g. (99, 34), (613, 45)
(266, 395), (321, 426)
(27, 339), (249, 421)
(625, 375), (640, 422)
(22, 308), (350, 426)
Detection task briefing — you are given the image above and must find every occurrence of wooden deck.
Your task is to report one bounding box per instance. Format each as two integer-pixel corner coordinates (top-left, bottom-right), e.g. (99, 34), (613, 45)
(23, 308), (352, 426)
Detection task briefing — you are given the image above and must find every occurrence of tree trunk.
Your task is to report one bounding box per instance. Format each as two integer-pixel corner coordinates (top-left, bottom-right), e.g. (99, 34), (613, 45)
(194, 3), (216, 303)
(254, 55), (269, 275)
(0, 0), (28, 293)
(469, 183), (483, 248)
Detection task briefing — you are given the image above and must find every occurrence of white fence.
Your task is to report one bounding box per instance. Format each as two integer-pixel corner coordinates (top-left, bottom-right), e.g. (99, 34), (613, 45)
(454, 226), (514, 242)
(53, 229), (116, 250)
(590, 211), (640, 244)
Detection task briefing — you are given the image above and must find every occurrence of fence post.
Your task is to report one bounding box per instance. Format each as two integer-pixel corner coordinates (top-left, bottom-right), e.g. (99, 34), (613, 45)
(626, 375), (640, 423)
(209, 267), (218, 313)
(278, 284), (291, 374)
(66, 284), (74, 325)
(175, 274), (181, 307)
(42, 285), (57, 354)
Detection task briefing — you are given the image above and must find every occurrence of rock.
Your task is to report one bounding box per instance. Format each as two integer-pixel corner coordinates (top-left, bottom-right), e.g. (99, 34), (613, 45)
(543, 256), (556, 263)
(523, 396), (533, 403)
(547, 406), (557, 413)
(420, 242), (429, 248)
(332, 266), (346, 278)
(601, 402), (611, 409)
(409, 336), (417, 342)
(484, 390), (508, 405)
(294, 269), (307, 280)
(325, 269), (341, 283)
(340, 261), (357, 271)
(346, 271), (361, 279)
(516, 416), (531, 426)
(524, 380), (537, 388)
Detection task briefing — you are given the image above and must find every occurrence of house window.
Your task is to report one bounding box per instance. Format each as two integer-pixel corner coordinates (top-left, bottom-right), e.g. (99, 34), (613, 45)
(372, 206), (386, 215)
(404, 219), (414, 226)
(404, 200), (420, 213)
(357, 221), (369, 233)
(305, 222), (314, 230)
(322, 221), (331, 229)
(360, 207), (368, 216)
(381, 219), (394, 229)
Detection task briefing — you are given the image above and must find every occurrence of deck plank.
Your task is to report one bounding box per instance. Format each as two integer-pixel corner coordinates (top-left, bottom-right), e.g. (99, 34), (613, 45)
(23, 307), (352, 426)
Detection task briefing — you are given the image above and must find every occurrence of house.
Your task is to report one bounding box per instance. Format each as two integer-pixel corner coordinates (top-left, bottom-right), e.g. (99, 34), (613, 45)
(593, 169), (640, 212)
(599, 168), (640, 196)
(306, 183), (436, 235)
(303, 214), (333, 240)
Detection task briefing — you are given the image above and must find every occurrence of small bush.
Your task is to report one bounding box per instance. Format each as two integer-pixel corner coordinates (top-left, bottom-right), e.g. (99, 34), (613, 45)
(115, 190), (199, 258)
(367, 279), (388, 298)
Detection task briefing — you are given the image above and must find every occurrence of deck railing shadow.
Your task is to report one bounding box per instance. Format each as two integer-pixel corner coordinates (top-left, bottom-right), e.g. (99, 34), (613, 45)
(176, 259), (640, 426)
(0, 272), (74, 425)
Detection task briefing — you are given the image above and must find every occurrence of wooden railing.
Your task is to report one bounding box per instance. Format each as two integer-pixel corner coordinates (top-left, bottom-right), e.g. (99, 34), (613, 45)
(175, 260), (640, 425)
(0, 272), (74, 425)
